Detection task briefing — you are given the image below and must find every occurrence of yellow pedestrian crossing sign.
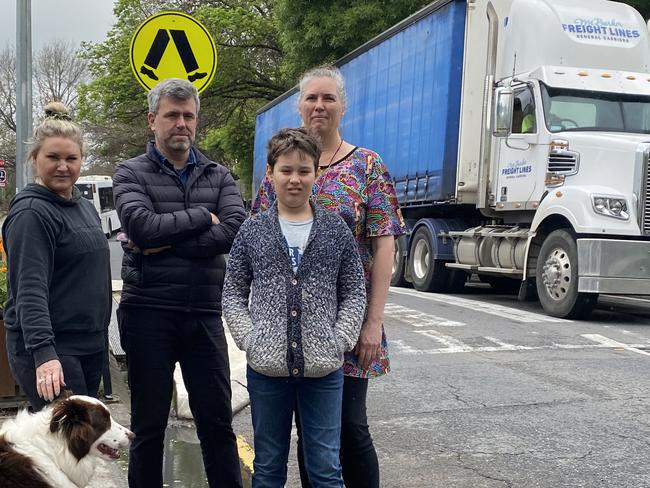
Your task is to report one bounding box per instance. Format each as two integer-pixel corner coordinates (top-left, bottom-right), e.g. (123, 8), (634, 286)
(130, 12), (217, 93)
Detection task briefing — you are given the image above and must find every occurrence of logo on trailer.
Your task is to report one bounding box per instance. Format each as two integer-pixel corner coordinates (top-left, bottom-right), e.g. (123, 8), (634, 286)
(130, 11), (217, 93)
(562, 17), (641, 43)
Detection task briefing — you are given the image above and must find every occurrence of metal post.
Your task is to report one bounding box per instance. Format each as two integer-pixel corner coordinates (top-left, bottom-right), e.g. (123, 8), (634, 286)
(16, 0), (33, 191)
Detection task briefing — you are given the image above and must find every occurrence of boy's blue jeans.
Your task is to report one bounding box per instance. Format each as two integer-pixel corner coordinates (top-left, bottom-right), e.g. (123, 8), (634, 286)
(247, 366), (344, 488)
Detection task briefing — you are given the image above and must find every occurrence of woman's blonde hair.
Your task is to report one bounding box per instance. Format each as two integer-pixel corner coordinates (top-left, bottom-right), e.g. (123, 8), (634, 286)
(28, 102), (86, 165)
(298, 65), (347, 111)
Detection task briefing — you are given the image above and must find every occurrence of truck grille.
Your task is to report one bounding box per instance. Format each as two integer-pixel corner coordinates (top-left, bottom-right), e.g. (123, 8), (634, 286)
(643, 152), (650, 236)
(547, 149), (579, 174)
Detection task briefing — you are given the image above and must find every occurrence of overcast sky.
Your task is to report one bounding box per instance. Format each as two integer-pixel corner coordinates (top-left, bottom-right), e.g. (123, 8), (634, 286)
(1, 0), (116, 50)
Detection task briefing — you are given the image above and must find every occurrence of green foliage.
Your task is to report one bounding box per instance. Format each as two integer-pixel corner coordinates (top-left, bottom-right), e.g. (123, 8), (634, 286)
(77, 0), (152, 164)
(274, 0), (431, 82)
(616, 0), (650, 19)
(78, 0), (288, 183)
(76, 0), (432, 195)
(202, 107), (255, 199)
(192, 2), (287, 196)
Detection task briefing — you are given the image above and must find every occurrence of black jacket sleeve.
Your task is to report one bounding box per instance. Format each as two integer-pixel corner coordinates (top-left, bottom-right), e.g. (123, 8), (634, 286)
(172, 170), (247, 257)
(4, 209), (59, 366)
(113, 163), (213, 249)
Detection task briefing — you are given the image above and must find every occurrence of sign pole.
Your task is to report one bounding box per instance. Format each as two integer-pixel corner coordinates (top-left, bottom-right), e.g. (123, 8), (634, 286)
(16, 0), (33, 192)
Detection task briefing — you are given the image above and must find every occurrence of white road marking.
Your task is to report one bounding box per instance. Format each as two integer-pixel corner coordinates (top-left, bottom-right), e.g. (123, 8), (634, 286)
(581, 334), (650, 357)
(483, 336), (518, 350)
(415, 330), (473, 351)
(384, 303), (465, 327)
(389, 287), (572, 324)
(392, 333), (650, 356)
(619, 329), (650, 343)
(601, 295), (650, 305)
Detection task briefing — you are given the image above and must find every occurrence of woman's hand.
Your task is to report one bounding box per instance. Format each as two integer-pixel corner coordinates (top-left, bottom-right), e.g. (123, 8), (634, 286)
(354, 318), (383, 370)
(36, 359), (65, 402)
(354, 235), (394, 370)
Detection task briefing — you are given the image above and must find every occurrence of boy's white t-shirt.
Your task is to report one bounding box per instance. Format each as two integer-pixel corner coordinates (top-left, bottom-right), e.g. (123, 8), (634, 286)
(278, 216), (313, 273)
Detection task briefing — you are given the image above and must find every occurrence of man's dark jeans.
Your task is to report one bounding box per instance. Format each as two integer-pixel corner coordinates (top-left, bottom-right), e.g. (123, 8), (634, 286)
(118, 307), (242, 488)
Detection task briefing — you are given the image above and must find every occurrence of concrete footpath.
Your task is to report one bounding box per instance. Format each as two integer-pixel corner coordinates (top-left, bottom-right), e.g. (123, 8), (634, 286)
(109, 279), (250, 417)
(0, 281), (253, 487)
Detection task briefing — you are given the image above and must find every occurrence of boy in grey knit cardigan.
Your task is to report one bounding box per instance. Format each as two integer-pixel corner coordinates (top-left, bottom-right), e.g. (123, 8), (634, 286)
(223, 128), (366, 488)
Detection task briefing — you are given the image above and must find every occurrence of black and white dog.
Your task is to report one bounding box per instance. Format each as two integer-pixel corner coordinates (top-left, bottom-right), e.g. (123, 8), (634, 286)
(0, 394), (134, 488)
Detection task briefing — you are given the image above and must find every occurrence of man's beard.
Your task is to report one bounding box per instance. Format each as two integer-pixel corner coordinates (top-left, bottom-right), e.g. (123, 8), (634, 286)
(166, 134), (193, 151)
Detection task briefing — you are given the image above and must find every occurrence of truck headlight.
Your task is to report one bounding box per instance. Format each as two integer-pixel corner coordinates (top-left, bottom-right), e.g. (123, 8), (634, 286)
(591, 195), (629, 220)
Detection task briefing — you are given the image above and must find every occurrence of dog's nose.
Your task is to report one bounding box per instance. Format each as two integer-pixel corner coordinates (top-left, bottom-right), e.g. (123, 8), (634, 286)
(127, 430), (135, 441)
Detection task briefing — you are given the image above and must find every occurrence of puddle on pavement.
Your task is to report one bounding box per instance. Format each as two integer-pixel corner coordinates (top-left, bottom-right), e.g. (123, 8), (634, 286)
(163, 421), (209, 487)
(115, 421), (209, 487)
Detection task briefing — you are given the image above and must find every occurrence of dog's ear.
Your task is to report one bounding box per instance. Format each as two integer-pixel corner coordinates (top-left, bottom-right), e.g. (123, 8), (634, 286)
(50, 394), (85, 433)
(49, 397), (94, 460)
(66, 423), (94, 460)
(58, 388), (73, 400)
(50, 398), (69, 434)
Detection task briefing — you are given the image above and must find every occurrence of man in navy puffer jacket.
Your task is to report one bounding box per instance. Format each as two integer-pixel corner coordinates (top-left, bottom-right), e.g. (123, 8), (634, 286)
(113, 78), (246, 488)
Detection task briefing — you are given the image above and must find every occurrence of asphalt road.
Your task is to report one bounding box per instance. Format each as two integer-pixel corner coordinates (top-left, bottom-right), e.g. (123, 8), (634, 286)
(110, 238), (650, 487)
(234, 284), (650, 488)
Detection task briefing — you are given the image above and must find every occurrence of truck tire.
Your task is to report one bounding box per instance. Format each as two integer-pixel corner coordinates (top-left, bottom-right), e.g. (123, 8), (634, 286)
(409, 226), (448, 292)
(535, 229), (598, 319)
(391, 236), (409, 287)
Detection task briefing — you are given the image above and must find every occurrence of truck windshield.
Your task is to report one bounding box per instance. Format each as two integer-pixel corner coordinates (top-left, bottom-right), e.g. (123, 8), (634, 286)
(540, 83), (650, 134)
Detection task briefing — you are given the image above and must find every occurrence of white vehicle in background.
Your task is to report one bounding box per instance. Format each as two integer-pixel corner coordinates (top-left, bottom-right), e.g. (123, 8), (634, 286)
(75, 175), (121, 237)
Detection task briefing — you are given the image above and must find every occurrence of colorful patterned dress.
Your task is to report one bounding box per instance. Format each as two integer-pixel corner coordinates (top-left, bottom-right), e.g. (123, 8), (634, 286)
(252, 146), (405, 378)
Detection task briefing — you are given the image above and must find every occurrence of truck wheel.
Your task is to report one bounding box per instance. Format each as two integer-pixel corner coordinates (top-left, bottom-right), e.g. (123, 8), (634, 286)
(409, 226), (448, 292)
(391, 236), (409, 287)
(535, 229), (598, 319)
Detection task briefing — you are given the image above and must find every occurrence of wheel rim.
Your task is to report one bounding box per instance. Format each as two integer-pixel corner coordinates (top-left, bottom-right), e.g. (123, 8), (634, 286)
(413, 239), (430, 280)
(541, 246), (572, 301)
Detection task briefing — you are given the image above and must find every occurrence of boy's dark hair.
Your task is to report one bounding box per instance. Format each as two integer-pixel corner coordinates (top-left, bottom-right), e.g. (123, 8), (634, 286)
(267, 128), (321, 171)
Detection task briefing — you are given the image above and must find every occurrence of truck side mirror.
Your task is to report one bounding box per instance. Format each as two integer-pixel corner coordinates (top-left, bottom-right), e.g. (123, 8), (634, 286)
(493, 88), (513, 137)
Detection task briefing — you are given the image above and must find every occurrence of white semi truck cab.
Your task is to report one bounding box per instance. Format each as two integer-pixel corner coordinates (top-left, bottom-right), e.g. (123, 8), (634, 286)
(448, 0), (650, 317)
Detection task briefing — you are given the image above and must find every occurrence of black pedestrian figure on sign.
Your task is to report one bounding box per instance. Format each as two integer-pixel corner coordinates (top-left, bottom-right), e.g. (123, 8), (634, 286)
(140, 29), (207, 83)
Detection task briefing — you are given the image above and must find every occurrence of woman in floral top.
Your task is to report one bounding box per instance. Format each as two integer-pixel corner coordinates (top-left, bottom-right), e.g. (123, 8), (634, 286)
(252, 65), (404, 488)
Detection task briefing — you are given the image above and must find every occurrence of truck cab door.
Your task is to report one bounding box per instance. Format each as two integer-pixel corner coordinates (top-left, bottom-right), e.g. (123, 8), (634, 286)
(494, 84), (545, 209)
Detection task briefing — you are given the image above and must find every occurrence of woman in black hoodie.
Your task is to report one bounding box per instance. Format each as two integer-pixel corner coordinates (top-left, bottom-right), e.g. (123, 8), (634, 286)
(1, 102), (111, 410)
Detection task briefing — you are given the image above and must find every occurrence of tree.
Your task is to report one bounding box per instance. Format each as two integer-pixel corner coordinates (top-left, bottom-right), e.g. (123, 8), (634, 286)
(194, 1), (287, 198)
(274, 0), (432, 82)
(0, 40), (88, 210)
(0, 46), (16, 136)
(616, 0), (650, 19)
(76, 0), (152, 168)
(78, 0), (287, 199)
(33, 39), (89, 111)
